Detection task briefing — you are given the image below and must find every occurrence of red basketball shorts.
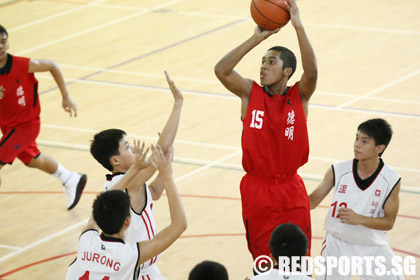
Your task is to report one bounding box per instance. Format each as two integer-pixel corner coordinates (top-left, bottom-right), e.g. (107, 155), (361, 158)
(0, 120), (41, 165)
(240, 173), (311, 260)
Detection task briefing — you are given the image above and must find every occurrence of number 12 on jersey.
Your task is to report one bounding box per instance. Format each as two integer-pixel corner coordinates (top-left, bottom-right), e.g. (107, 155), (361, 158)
(331, 201), (347, 218)
(250, 110), (264, 129)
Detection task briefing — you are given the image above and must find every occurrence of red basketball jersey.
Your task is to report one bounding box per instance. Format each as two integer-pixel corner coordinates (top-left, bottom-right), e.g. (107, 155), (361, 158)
(0, 54), (40, 127)
(241, 82), (309, 178)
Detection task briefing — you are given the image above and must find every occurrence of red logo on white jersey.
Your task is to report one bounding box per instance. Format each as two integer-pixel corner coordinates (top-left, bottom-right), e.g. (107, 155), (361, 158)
(338, 184), (348, 194)
(375, 189), (381, 197)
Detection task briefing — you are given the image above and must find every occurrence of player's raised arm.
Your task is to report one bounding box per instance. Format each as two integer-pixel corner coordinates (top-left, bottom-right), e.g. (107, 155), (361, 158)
(285, 0), (318, 106)
(214, 26), (278, 99)
(137, 145), (187, 266)
(155, 71), (183, 154)
(214, 26), (279, 120)
(147, 71), (183, 199)
(111, 140), (151, 191)
(119, 72), (184, 194)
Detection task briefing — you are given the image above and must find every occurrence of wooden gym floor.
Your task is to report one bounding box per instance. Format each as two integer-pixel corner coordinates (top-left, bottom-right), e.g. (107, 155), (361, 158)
(0, 0), (419, 279)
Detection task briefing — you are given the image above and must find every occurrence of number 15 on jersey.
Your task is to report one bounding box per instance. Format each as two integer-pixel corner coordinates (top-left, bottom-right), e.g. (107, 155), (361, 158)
(250, 110), (264, 129)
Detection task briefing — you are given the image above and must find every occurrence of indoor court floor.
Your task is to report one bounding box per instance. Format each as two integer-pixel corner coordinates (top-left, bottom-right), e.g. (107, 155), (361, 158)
(0, 0), (419, 279)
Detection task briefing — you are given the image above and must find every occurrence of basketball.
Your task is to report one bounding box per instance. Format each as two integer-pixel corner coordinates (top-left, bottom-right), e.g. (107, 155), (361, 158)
(250, 0), (290, 31)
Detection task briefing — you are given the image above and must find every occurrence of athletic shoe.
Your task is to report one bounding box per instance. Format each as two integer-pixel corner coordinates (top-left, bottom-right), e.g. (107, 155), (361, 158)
(64, 173), (87, 210)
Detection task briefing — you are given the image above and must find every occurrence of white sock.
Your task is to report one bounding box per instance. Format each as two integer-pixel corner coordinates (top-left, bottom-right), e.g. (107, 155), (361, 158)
(53, 163), (73, 185)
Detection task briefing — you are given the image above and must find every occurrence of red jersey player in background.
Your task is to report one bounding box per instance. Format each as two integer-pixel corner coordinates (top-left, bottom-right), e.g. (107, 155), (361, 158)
(214, 0), (317, 267)
(0, 25), (86, 210)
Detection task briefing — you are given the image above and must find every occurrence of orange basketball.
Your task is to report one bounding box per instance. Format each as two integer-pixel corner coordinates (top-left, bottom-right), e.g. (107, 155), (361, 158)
(250, 0), (290, 31)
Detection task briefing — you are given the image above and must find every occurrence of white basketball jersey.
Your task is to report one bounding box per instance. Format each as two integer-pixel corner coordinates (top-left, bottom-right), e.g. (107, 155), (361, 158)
(103, 174), (160, 272)
(68, 230), (139, 280)
(324, 159), (400, 245)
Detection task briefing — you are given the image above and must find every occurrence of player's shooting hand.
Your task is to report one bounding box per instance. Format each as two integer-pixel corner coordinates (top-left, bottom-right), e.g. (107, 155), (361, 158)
(284, 0), (303, 29)
(164, 71), (184, 104)
(150, 144), (173, 178)
(338, 208), (362, 225)
(132, 139), (150, 170)
(254, 26), (280, 41)
(62, 96), (78, 117)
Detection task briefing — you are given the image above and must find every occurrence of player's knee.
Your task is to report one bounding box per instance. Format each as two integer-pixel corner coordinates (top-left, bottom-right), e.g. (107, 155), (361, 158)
(27, 155), (42, 168)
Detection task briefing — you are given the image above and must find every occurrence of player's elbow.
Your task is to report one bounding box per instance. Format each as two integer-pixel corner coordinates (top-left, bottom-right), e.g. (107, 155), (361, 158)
(382, 216), (396, 231)
(177, 215), (188, 233)
(151, 191), (162, 201)
(214, 63), (228, 81)
(310, 202), (316, 210)
(172, 221), (187, 239)
(386, 218), (396, 231)
(308, 194), (318, 210)
(181, 219), (188, 232)
(45, 60), (59, 71)
(306, 69), (318, 84)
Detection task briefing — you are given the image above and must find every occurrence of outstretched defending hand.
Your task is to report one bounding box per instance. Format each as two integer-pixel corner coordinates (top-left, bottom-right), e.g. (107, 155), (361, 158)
(164, 71), (184, 104)
(150, 144), (173, 178)
(132, 139), (151, 170)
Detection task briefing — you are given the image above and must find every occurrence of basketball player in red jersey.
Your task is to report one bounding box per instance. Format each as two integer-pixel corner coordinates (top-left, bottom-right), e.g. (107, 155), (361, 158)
(214, 0), (317, 264)
(0, 25), (86, 210)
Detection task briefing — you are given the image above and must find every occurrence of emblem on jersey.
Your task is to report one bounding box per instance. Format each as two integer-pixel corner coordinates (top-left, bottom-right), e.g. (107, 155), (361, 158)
(338, 184), (348, 194)
(375, 189), (381, 197)
(0, 85), (4, 100)
(369, 201), (379, 214)
(101, 244), (106, 250)
(16, 85), (26, 106)
(285, 110), (295, 140)
(287, 110), (295, 125)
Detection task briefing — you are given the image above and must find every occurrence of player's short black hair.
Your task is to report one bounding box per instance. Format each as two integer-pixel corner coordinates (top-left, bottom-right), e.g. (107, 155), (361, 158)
(268, 46), (297, 80)
(93, 190), (130, 235)
(269, 223), (308, 261)
(0, 25), (8, 37)
(90, 129), (126, 171)
(358, 118), (393, 157)
(188, 260), (229, 280)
